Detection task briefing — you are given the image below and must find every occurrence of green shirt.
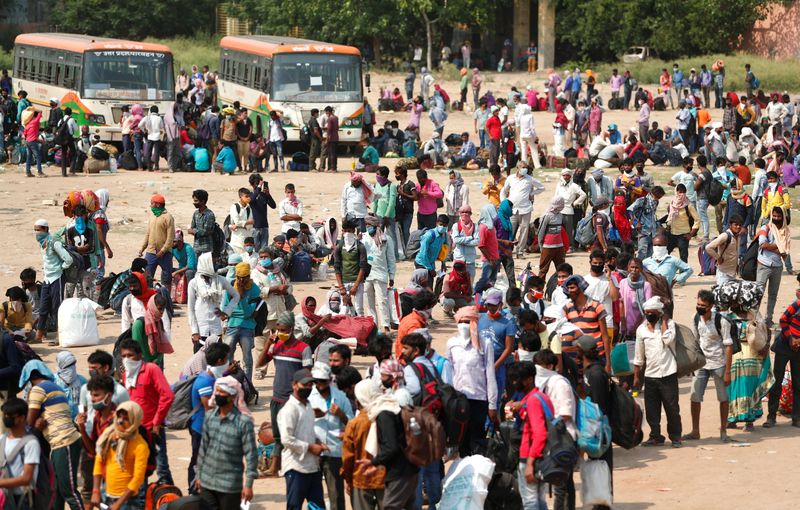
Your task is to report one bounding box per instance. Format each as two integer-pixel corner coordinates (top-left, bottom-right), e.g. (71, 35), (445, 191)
(131, 318), (163, 366)
(373, 182), (397, 219)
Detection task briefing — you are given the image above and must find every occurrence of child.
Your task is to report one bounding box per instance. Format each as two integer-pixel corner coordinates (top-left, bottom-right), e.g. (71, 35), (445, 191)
(256, 421), (275, 478)
(523, 275), (547, 318)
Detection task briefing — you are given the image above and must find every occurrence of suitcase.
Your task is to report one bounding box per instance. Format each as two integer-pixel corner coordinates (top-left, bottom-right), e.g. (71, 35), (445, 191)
(165, 495), (203, 510)
(546, 155), (567, 168)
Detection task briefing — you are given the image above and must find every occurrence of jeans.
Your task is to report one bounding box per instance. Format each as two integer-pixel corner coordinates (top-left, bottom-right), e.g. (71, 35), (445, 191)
(122, 133), (132, 154)
(364, 279), (390, 330)
(553, 470), (575, 510)
(644, 373), (682, 442)
(52, 440), (83, 510)
(474, 261), (498, 295)
(321, 456), (345, 510)
(144, 139), (162, 170)
(478, 129), (488, 150)
(226, 326), (256, 379)
(768, 349), (800, 421)
(460, 399), (488, 457)
(517, 461), (547, 510)
(666, 232), (689, 263)
(398, 214), (413, 257)
(353, 487), (384, 510)
(145, 251), (173, 287)
(381, 216), (400, 259)
(252, 226), (270, 252)
(690, 366), (729, 403)
(133, 133), (144, 169)
(154, 428), (173, 484)
(637, 234), (653, 260)
(285, 469), (325, 510)
(269, 140), (284, 170)
(510, 211), (532, 256)
(756, 263), (782, 325)
(562, 214), (575, 251)
(270, 400), (285, 458)
(415, 460), (443, 510)
(696, 197), (710, 240)
(199, 488), (241, 510)
(61, 139), (75, 176)
(327, 141), (339, 171)
(38, 274), (64, 332)
(188, 428), (202, 491)
(309, 138), (321, 170)
(473, 87), (481, 110)
(25, 140), (42, 175)
(166, 137), (181, 171)
(489, 138), (501, 167)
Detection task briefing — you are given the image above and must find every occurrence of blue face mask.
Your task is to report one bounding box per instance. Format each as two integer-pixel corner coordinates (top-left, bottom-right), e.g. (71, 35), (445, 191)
(436, 225), (446, 234)
(366, 226), (376, 236)
(74, 217), (86, 234)
(245, 246), (254, 254)
(35, 232), (48, 244)
(259, 258), (272, 268)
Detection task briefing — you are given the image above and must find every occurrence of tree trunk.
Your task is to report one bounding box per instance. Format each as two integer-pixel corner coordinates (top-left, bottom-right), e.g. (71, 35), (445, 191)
(423, 11), (433, 71)
(372, 35), (382, 68)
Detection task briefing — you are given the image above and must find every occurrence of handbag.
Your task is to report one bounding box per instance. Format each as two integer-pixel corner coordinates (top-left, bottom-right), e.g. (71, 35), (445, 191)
(580, 459), (613, 507)
(610, 342), (634, 376)
(170, 274), (188, 304)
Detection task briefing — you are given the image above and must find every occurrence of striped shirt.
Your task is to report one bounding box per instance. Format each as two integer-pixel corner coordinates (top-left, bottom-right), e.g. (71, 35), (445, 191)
(197, 407), (258, 492)
(563, 298), (608, 356)
(28, 381), (81, 449)
(267, 338), (312, 403)
(779, 299), (800, 351)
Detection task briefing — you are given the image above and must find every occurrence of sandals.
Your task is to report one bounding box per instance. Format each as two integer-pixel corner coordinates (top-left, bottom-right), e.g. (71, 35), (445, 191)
(681, 433), (700, 441)
(642, 438), (665, 447)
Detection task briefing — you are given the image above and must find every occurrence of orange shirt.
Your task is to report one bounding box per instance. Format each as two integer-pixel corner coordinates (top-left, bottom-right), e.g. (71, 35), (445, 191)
(341, 411), (386, 489)
(735, 164), (752, 185)
(697, 109), (712, 129)
(395, 309), (427, 358)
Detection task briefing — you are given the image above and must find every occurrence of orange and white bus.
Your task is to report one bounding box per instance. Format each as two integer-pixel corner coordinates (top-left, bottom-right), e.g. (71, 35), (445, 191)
(218, 35), (364, 144)
(13, 33), (175, 141)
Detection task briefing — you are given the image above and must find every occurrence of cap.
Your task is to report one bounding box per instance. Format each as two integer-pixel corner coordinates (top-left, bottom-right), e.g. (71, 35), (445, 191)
(712, 121), (723, 129)
(151, 194), (166, 205)
(34, 218), (49, 228)
(575, 335), (599, 352)
(490, 105), (499, 113)
(49, 97), (59, 104)
(484, 289), (503, 306)
(293, 368), (314, 384)
(608, 123), (618, 131)
(311, 362), (332, 381)
(453, 259), (466, 269)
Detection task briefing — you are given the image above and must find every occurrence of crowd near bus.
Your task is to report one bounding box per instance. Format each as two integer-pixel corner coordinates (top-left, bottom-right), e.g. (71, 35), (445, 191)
(0, 36), (799, 510)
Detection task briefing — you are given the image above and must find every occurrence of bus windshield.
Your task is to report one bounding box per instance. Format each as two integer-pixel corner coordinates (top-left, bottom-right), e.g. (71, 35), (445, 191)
(271, 53), (361, 103)
(82, 50), (175, 101)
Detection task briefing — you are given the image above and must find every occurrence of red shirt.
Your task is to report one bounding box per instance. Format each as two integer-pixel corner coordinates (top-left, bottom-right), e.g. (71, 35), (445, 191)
(519, 388), (553, 460)
(123, 362), (174, 431)
(486, 115), (502, 140)
(327, 114), (340, 142)
(479, 224), (499, 261)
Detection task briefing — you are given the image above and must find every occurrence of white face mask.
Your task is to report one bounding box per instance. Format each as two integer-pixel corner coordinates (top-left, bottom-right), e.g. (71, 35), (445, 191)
(343, 233), (356, 246)
(652, 246), (668, 260)
(122, 358), (142, 377)
(519, 168), (528, 176)
(10, 301), (22, 313)
(457, 323), (471, 339)
(769, 182), (778, 191)
(209, 362), (229, 379)
(518, 349), (535, 362)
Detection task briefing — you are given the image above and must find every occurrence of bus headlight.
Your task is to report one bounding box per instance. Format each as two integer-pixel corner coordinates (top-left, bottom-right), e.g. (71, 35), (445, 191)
(86, 114), (106, 125)
(281, 118), (293, 127)
(343, 119), (352, 127)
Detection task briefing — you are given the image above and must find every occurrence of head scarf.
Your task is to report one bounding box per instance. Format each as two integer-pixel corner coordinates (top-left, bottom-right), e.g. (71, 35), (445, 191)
(174, 228), (184, 242)
(130, 271), (156, 306)
(379, 359), (405, 385)
(95, 188), (110, 214)
(286, 186), (299, 208)
(56, 351), (82, 402)
(96, 401), (144, 472)
(195, 253), (224, 302)
(365, 215), (385, 247)
(591, 168), (604, 179)
(145, 297), (174, 355)
(767, 206), (791, 255)
(448, 261), (472, 297)
(479, 205), (497, 230)
(562, 275), (589, 293)
(350, 172), (374, 205)
(234, 262), (253, 291)
(548, 196), (565, 215)
(355, 379), (381, 409)
(449, 172), (465, 211)
(458, 205), (475, 236)
(405, 269), (429, 295)
(276, 311), (295, 328)
(668, 187), (690, 223)
(131, 104), (144, 119)
(19, 360), (55, 389)
(497, 200), (513, 233)
(63, 191), (83, 218)
(626, 268), (647, 315)
(211, 375), (253, 419)
(455, 305), (481, 351)
(643, 296), (664, 311)
(323, 216), (340, 249)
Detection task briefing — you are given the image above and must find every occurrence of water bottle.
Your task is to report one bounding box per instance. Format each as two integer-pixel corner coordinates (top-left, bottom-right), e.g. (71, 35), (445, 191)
(409, 416), (422, 436)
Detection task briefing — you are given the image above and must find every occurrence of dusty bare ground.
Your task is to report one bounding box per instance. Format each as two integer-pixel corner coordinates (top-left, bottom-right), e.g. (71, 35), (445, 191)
(0, 71), (798, 509)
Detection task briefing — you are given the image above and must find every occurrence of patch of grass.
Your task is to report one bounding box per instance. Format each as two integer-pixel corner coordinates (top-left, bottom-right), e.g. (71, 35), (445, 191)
(592, 52), (800, 92)
(145, 34), (221, 73)
(0, 48), (12, 71)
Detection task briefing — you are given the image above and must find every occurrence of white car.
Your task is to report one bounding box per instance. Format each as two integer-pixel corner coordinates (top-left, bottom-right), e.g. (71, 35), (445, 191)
(622, 46), (659, 63)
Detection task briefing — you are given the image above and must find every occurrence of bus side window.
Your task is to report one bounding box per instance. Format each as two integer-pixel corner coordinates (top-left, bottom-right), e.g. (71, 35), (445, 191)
(55, 64), (62, 87)
(262, 60), (272, 93)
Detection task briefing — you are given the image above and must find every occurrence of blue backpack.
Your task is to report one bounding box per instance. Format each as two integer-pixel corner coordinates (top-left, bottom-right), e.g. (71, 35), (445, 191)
(576, 396), (612, 458)
(289, 251), (313, 282)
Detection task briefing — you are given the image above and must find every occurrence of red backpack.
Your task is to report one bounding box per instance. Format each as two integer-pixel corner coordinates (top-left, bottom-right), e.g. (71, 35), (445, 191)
(410, 363), (443, 417)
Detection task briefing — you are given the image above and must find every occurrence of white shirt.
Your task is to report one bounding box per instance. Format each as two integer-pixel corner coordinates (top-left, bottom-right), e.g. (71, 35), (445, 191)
(584, 273), (613, 328)
(340, 184), (370, 219)
(277, 395), (320, 475)
(362, 236), (396, 283)
(269, 119), (284, 142)
(2, 435), (40, 495)
(695, 313), (733, 370)
(187, 275), (239, 336)
(499, 105), (510, 127)
(121, 294), (171, 333)
(633, 319), (677, 378)
(519, 112), (536, 139)
(278, 198), (304, 233)
(535, 368), (577, 440)
(138, 113), (164, 142)
(446, 333), (498, 410)
(444, 182), (469, 216)
(229, 202), (253, 251)
(500, 174), (545, 215)
(554, 181), (587, 215)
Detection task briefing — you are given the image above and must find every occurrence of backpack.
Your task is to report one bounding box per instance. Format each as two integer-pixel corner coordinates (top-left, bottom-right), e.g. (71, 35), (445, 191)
(694, 312), (741, 355)
(53, 118), (71, 146)
(198, 118), (212, 141)
(751, 75), (761, 89)
(410, 363), (470, 446)
(642, 269), (674, 318)
(299, 123), (311, 145)
(575, 396), (612, 458)
(90, 146), (110, 161)
(444, 133), (462, 146)
(484, 471), (523, 510)
(671, 323), (707, 377)
(399, 406), (445, 467)
(739, 236), (760, 281)
(145, 482), (183, 510)
(229, 365), (259, 405)
(608, 382), (644, 449)
(222, 215), (233, 243)
(165, 375), (201, 430)
(532, 393), (579, 486)
(119, 150), (138, 170)
(404, 228), (430, 260)
(61, 245), (86, 284)
(575, 214), (597, 248)
(289, 251), (312, 282)
(0, 433), (56, 510)
(211, 222), (227, 258)
(706, 175), (724, 206)
(96, 272), (118, 309)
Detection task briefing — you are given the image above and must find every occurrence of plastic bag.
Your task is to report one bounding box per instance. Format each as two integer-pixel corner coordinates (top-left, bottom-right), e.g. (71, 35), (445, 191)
(388, 287), (401, 326)
(580, 459), (612, 507)
(57, 297), (100, 347)
(439, 455), (495, 510)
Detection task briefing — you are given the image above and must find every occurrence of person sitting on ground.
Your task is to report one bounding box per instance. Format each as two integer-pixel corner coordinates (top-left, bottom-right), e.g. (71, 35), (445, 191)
(422, 132), (448, 166)
(440, 260), (473, 318)
(449, 132), (477, 168)
(172, 228), (197, 283)
(0, 286), (34, 340)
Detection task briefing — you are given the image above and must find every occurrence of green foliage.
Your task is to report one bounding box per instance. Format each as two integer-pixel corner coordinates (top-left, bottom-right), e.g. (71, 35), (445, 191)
(556, 0), (771, 62)
(145, 34), (221, 72)
(51, 0), (217, 39)
(0, 48), (12, 71)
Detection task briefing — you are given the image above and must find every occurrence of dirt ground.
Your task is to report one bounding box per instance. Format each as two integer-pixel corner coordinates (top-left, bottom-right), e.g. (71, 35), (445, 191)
(0, 71), (799, 509)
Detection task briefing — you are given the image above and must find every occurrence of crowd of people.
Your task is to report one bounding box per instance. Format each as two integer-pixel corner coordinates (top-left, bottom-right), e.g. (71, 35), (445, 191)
(0, 57), (798, 510)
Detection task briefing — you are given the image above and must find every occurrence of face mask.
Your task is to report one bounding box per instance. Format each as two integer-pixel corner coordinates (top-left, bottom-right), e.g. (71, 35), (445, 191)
(74, 217), (86, 234)
(530, 290), (544, 300)
(122, 358), (142, 377)
(769, 182), (778, 191)
(298, 387), (313, 399)
(92, 396), (110, 412)
(88, 368), (100, 379)
(607, 264), (616, 271)
(366, 226), (376, 236)
(645, 313), (660, 325)
(343, 233), (356, 245)
(329, 300), (341, 313)
(330, 365), (343, 375)
(10, 301), (22, 313)
(696, 306), (708, 316)
(245, 246), (254, 254)
(590, 264), (605, 274)
(35, 232), (48, 244)
(457, 323), (471, 338)
(508, 305), (520, 316)
(193, 201), (203, 209)
(652, 246), (668, 260)
(215, 394), (230, 407)
(210, 362), (229, 379)
(352, 181), (362, 188)
(151, 206), (165, 217)
(488, 310), (502, 320)
(259, 258), (272, 268)
(773, 218), (783, 228)
(276, 332), (290, 342)
(519, 168), (528, 176)
(1, 416), (15, 429)
(401, 353), (415, 364)
(381, 379), (394, 389)
(435, 226), (446, 234)
(594, 175), (602, 182)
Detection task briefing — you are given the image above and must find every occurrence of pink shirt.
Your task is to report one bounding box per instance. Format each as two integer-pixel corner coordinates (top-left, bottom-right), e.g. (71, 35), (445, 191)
(519, 388), (553, 460)
(610, 75), (624, 91)
(478, 224), (499, 261)
(24, 113), (41, 143)
(416, 179), (443, 215)
(408, 104), (424, 129)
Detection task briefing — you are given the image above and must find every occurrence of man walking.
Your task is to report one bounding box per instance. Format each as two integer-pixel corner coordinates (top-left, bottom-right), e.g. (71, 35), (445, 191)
(138, 194), (175, 287)
(756, 206), (789, 327)
(501, 163), (545, 257)
(188, 189), (216, 258)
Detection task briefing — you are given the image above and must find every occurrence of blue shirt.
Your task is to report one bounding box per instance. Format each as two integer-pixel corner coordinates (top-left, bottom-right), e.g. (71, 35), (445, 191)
(478, 314), (518, 365)
(457, 140), (477, 159)
(628, 195), (659, 236)
(672, 70), (684, 88)
(609, 130), (621, 144)
(714, 169), (735, 201)
(643, 255), (693, 285)
(451, 222), (479, 264)
(172, 244), (197, 271)
(216, 146), (237, 173)
(192, 147), (210, 171)
(308, 385), (354, 458)
(190, 372), (215, 433)
(222, 283), (261, 329)
(758, 229), (783, 267)
(414, 229), (448, 270)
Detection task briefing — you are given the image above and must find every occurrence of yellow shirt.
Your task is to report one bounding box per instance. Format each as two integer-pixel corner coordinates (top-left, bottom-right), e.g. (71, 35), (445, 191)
(760, 187), (791, 222)
(93, 433), (149, 497)
(482, 175), (506, 207)
(2, 301), (33, 330)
